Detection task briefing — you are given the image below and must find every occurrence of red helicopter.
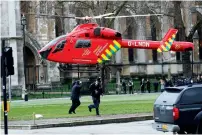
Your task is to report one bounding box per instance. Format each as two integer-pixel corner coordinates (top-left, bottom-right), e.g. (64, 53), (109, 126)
(39, 13), (194, 65)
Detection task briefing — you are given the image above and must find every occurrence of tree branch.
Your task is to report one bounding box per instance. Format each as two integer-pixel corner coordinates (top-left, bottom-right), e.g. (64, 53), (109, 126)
(186, 20), (202, 42)
(107, 1), (128, 27)
(104, 1), (109, 14)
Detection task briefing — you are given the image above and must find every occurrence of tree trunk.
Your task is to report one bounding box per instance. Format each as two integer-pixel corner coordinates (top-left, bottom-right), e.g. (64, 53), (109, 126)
(173, 1), (191, 77)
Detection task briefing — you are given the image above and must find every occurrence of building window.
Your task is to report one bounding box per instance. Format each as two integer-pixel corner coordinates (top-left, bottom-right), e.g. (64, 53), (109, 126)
(55, 14), (63, 37)
(75, 40), (91, 48)
(47, 2), (53, 14)
(40, 1), (47, 14)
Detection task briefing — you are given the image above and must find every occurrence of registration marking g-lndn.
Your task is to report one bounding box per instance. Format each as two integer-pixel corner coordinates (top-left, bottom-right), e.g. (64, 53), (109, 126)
(128, 41), (150, 48)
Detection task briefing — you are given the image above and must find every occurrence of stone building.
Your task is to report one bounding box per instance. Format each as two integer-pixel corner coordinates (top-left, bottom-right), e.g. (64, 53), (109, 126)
(1, 1), (202, 96)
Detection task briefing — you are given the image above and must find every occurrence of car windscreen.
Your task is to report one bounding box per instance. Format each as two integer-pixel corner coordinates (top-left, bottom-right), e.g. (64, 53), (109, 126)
(154, 88), (183, 105)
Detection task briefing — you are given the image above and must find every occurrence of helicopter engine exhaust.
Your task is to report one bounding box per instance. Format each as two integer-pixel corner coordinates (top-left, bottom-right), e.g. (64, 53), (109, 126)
(94, 27), (122, 38)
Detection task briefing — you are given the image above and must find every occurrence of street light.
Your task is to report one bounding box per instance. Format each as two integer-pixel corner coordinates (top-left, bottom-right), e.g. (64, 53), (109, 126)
(21, 14), (27, 26)
(21, 14), (27, 92)
(192, 30), (199, 78)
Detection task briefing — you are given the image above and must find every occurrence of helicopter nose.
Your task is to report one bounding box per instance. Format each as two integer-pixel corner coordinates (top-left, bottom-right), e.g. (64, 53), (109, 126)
(39, 48), (52, 59)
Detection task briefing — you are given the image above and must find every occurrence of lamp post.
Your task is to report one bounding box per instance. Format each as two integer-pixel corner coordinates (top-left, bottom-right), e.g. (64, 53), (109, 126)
(192, 30), (199, 78)
(21, 14), (27, 91)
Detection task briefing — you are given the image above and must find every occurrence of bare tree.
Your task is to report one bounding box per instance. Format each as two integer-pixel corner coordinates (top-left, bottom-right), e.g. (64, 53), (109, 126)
(72, 1), (128, 27)
(172, 1), (195, 78)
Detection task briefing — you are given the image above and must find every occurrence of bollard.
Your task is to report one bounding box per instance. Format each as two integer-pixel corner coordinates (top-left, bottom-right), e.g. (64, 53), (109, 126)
(2, 101), (10, 112)
(24, 94), (28, 101)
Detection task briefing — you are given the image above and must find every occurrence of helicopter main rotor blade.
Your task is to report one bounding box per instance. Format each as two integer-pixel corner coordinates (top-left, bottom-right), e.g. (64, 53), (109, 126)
(23, 12), (76, 18)
(104, 14), (164, 18)
(74, 16), (92, 20)
(74, 13), (115, 20)
(93, 12), (115, 18)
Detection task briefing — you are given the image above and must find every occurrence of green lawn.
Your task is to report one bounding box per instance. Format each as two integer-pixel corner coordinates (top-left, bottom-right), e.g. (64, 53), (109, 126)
(1, 94), (159, 121)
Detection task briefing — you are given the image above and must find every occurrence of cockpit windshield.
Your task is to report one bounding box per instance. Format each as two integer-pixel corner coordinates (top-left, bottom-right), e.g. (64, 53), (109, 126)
(47, 35), (66, 46)
(52, 39), (67, 53)
(41, 35), (67, 51)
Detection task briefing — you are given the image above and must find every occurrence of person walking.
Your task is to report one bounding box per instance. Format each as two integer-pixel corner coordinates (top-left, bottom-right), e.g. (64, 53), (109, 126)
(160, 79), (165, 92)
(88, 77), (103, 116)
(197, 75), (201, 83)
(68, 80), (82, 114)
(153, 79), (159, 92)
(128, 79), (134, 94)
(140, 78), (145, 93)
(122, 79), (127, 94)
(146, 79), (151, 93)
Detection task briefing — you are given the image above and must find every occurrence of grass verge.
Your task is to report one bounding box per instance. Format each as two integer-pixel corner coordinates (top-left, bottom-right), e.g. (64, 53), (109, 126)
(1, 94), (159, 121)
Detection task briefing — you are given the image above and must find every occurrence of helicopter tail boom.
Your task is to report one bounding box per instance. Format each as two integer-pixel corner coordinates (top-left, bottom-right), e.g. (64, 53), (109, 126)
(121, 39), (193, 52)
(120, 28), (193, 52)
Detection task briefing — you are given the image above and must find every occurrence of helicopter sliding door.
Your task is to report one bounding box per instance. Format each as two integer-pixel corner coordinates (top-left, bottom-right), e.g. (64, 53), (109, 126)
(72, 38), (97, 64)
(71, 38), (115, 64)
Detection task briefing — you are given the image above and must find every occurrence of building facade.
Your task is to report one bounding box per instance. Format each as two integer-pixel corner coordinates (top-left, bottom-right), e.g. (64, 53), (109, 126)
(1, 1), (202, 96)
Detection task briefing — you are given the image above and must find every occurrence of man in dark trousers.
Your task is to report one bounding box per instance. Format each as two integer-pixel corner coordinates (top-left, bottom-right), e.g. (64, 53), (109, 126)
(128, 79), (134, 94)
(69, 80), (82, 114)
(153, 78), (159, 92)
(140, 78), (145, 93)
(146, 79), (151, 93)
(88, 77), (103, 116)
(122, 79), (127, 94)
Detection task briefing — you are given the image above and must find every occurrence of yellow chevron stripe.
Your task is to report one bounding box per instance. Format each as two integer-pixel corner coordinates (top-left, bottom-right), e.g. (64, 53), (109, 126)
(157, 48), (162, 52)
(161, 45), (168, 51)
(172, 34), (176, 38)
(168, 38), (173, 43)
(113, 40), (121, 48)
(109, 44), (117, 52)
(97, 58), (102, 63)
(105, 49), (112, 56)
(101, 54), (109, 60)
(165, 42), (171, 48)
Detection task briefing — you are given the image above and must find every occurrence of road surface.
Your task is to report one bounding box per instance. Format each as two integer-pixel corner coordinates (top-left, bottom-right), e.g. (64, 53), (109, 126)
(2, 120), (172, 134)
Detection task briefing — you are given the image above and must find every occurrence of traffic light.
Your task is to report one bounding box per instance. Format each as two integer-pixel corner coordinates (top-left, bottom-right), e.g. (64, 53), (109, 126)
(4, 47), (14, 76)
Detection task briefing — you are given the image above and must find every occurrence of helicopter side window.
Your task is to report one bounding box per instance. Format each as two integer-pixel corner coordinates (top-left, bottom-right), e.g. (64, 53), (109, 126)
(52, 40), (66, 53)
(75, 40), (91, 48)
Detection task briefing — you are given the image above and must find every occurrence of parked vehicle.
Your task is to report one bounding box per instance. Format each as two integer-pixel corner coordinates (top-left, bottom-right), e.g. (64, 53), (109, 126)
(152, 84), (202, 134)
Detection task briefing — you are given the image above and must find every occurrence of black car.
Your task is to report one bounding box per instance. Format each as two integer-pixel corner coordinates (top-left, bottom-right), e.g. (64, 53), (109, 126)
(152, 84), (202, 134)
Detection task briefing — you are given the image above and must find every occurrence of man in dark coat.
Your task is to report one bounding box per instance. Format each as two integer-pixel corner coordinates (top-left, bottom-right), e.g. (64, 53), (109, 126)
(69, 80), (82, 114)
(146, 79), (151, 93)
(122, 79), (127, 94)
(140, 78), (145, 93)
(153, 78), (159, 92)
(128, 79), (134, 94)
(88, 77), (103, 116)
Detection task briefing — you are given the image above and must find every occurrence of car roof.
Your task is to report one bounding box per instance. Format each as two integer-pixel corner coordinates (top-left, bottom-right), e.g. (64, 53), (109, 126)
(188, 83), (202, 88)
(166, 83), (202, 91)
